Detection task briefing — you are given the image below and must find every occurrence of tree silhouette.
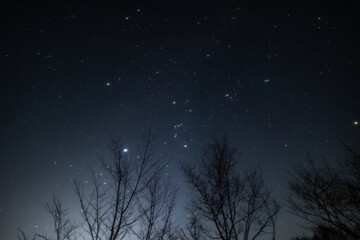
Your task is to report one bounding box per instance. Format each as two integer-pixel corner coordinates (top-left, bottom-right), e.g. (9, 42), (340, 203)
(179, 206), (206, 240)
(17, 229), (37, 240)
(287, 145), (360, 240)
(180, 137), (280, 240)
(37, 197), (78, 240)
(17, 196), (77, 240)
(74, 132), (169, 240)
(135, 165), (179, 240)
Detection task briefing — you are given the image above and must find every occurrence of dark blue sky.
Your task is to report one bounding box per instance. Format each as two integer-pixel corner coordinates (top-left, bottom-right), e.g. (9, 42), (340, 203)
(1, 1), (359, 239)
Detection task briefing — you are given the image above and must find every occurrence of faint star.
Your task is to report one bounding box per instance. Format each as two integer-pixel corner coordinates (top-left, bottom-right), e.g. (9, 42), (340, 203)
(106, 82), (111, 86)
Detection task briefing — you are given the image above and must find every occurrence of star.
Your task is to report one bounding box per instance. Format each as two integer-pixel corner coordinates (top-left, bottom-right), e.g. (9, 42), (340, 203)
(354, 121), (359, 126)
(123, 148), (128, 153)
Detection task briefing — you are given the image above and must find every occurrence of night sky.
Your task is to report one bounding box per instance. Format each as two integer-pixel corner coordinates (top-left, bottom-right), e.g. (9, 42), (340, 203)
(1, 1), (359, 239)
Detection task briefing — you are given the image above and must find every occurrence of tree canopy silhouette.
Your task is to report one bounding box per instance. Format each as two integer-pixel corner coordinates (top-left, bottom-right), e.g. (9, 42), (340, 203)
(74, 132), (179, 240)
(180, 137), (280, 240)
(17, 196), (77, 240)
(287, 145), (360, 240)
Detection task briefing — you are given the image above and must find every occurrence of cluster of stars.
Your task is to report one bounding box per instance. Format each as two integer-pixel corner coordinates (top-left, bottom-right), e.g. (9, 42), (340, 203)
(2, 2), (359, 240)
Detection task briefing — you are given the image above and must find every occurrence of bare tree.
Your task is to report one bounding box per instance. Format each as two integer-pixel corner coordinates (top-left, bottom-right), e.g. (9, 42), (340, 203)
(242, 168), (281, 240)
(266, 198), (280, 240)
(17, 197), (77, 240)
(179, 206), (206, 240)
(134, 166), (179, 240)
(287, 146), (360, 240)
(180, 137), (280, 240)
(36, 196), (78, 240)
(17, 229), (37, 240)
(75, 132), (162, 240)
(74, 170), (108, 240)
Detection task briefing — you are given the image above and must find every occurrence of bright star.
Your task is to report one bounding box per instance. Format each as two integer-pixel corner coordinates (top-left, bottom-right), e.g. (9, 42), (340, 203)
(123, 148), (128, 153)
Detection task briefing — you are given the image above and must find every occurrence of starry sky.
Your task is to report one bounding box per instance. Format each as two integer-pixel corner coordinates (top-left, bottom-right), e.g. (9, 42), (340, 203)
(1, 1), (359, 239)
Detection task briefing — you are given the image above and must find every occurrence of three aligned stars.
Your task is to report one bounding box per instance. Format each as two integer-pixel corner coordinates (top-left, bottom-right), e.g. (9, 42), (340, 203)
(105, 80), (358, 135)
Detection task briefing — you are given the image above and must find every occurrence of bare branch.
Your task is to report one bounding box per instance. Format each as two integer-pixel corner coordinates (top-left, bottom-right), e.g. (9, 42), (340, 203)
(287, 147), (360, 240)
(17, 229), (37, 240)
(180, 137), (280, 240)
